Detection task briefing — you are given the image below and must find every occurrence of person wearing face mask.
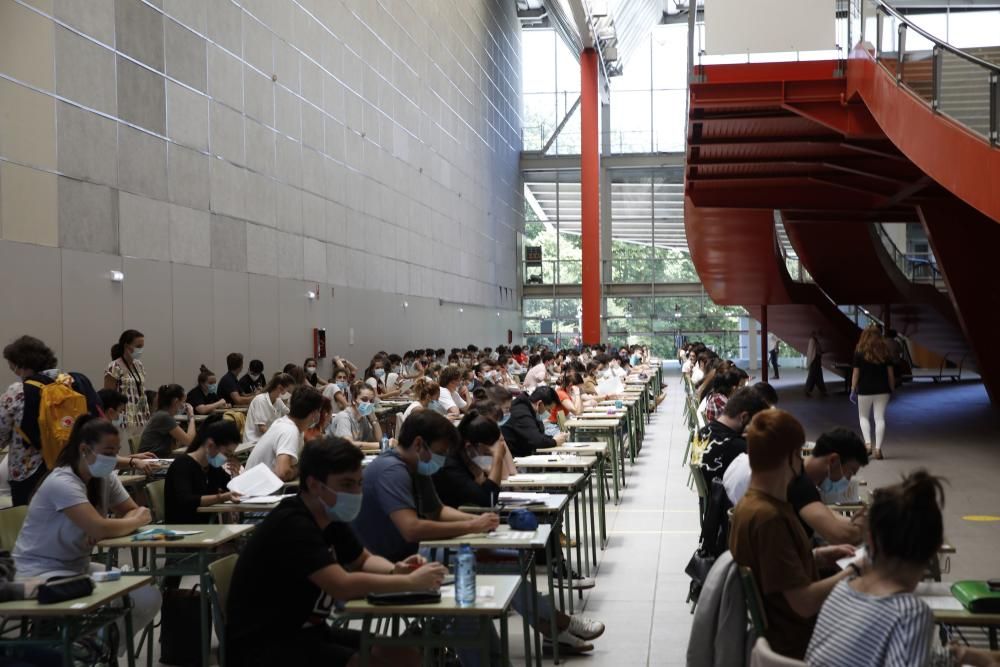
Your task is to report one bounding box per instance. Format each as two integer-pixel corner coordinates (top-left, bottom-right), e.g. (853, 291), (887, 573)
(401, 378), (443, 424)
(245, 373), (293, 446)
(186, 365), (230, 415)
(2, 336), (99, 505)
(725, 410), (857, 660)
(238, 359), (266, 395)
(227, 436), (443, 667)
(328, 384), (382, 449)
(96, 389), (158, 475)
(219, 352), (255, 407)
(303, 357), (328, 389)
(164, 416), (242, 524)
(501, 386), (568, 458)
(138, 384), (196, 458)
(105, 329), (151, 432)
(364, 356), (402, 400)
(522, 352), (551, 393)
(436, 367), (468, 417)
(322, 368), (352, 415)
(247, 386), (324, 482)
(697, 387), (771, 489)
(12, 415), (161, 654)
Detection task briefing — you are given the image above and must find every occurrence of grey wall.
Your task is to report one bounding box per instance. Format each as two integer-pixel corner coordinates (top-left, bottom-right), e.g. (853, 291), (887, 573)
(0, 0), (523, 385)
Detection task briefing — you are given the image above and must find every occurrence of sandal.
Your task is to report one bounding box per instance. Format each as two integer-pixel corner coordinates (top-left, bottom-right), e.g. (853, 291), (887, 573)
(874, 449), (884, 460)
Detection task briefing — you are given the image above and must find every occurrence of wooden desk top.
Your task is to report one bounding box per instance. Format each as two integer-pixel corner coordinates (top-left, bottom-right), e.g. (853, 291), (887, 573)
(918, 582), (1000, 625)
(197, 500), (285, 513)
(537, 442), (609, 455)
(99, 524), (254, 549)
(343, 574), (520, 617)
(502, 473), (584, 489)
(514, 455), (597, 470)
(421, 524), (552, 550)
(565, 419), (620, 428)
(461, 492), (568, 514)
(0, 576), (153, 618)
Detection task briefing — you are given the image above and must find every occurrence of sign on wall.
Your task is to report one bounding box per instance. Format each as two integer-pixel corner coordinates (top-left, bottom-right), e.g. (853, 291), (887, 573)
(704, 0), (835, 55)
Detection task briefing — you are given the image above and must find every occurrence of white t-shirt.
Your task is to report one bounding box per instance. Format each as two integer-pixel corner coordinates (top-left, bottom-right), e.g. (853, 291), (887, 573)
(322, 383), (350, 414)
(13, 466), (129, 577)
(246, 416), (302, 472)
(722, 452), (751, 506)
(402, 401), (423, 423)
(692, 366), (705, 385)
(437, 387), (466, 413)
(244, 392), (289, 445)
(523, 364), (547, 392)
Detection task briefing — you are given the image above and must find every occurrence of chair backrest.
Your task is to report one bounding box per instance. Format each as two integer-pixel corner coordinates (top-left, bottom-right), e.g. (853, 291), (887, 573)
(395, 412), (404, 437)
(749, 637), (806, 667)
(208, 554), (239, 622)
(145, 479), (166, 523)
(690, 463), (709, 500)
(0, 506), (29, 552)
(739, 566), (768, 638)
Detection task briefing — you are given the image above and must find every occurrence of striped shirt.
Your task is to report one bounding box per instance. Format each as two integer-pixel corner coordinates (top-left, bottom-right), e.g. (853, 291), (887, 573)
(806, 578), (934, 667)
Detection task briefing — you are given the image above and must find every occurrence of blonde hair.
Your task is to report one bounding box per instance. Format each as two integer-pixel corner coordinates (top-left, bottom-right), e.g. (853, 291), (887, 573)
(412, 377), (440, 401)
(855, 326), (890, 364)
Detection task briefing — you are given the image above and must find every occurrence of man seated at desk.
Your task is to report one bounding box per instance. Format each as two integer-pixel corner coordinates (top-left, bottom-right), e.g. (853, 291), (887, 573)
(227, 436), (445, 667)
(245, 386), (323, 482)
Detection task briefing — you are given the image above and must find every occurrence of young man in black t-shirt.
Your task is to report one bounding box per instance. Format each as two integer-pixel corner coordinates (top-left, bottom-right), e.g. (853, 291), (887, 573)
(226, 436), (445, 667)
(218, 352), (254, 407)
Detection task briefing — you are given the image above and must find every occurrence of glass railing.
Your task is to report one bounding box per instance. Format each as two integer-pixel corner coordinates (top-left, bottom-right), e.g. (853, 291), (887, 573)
(872, 223), (947, 291)
(523, 259), (699, 285)
(520, 128), (686, 155)
(859, 0), (1000, 145)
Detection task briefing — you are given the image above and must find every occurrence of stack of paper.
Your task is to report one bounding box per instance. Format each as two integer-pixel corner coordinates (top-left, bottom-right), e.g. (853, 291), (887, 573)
(228, 463), (283, 497)
(236, 493), (295, 504)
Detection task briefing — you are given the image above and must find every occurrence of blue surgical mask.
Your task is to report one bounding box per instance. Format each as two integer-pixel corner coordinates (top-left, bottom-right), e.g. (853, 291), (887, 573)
(357, 401), (374, 417)
(208, 452), (227, 468)
(472, 455), (493, 471)
(819, 476), (851, 499)
(320, 485), (363, 522)
(206, 383), (218, 395)
(112, 415), (125, 430)
(374, 369), (385, 378)
(467, 381), (475, 391)
(336, 381), (348, 391)
(498, 413), (510, 426)
(131, 347), (144, 359)
(87, 449), (118, 478)
(417, 450), (446, 476)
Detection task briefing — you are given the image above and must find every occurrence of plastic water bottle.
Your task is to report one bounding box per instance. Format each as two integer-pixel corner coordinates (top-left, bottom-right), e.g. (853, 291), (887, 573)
(380, 435), (389, 452)
(456, 544), (477, 607)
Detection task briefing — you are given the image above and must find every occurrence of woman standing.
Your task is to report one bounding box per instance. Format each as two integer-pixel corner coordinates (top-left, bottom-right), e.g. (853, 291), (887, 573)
(105, 330), (150, 432)
(851, 326), (894, 460)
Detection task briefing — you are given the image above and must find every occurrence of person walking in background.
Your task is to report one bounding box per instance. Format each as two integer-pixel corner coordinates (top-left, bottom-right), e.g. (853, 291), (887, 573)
(805, 330), (827, 398)
(768, 332), (781, 380)
(851, 326), (895, 460)
(105, 330), (151, 433)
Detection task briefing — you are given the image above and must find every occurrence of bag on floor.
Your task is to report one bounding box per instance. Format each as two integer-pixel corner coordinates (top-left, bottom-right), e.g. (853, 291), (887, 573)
(160, 587), (211, 666)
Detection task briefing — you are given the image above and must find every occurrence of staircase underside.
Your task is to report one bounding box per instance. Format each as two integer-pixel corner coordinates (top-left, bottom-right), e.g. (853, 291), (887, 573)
(686, 53), (1000, 403)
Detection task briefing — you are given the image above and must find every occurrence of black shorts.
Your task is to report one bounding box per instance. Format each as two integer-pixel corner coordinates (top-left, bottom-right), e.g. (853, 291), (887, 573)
(229, 626), (361, 667)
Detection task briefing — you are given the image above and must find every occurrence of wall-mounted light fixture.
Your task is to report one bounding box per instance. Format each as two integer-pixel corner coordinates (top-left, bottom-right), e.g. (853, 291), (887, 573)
(403, 301), (409, 309)
(307, 290), (318, 300)
(110, 270), (125, 283)
(458, 308), (464, 313)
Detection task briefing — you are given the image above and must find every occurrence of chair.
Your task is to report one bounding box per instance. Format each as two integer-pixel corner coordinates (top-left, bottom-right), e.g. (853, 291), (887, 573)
(207, 554), (238, 667)
(0, 506), (28, 552)
(749, 637), (806, 666)
(739, 566), (768, 639)
(145, 479), (166, 523)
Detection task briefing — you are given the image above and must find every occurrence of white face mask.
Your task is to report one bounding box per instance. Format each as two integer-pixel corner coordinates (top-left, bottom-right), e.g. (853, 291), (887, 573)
(472, 455), (493, 471)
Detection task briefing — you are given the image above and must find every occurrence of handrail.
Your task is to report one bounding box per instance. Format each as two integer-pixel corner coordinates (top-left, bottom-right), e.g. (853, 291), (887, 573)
(864, 0), (1000, 74)
(872, 222), (947, 290)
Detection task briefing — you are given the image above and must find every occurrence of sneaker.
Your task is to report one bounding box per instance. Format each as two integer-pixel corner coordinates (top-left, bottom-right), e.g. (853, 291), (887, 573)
(543, 630), (594, 654)
(568, 573), (596, 590)
(568, 615), (605, 640)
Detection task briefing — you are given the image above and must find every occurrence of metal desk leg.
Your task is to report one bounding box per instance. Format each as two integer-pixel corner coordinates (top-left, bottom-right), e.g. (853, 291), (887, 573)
(544, 535), (558, 665)
(597, 455), (607, 548)
(587, 473), (598, 565)
(359, 616), (372, 667)
(518, 551), (534, 667)
(608, 430), (620, 504)
(61, 623), (72, 667)
(500, 610), (509, 666)
(563, 503), (575, 614)
(124, 601), (137, 667)
(527, 551), (543, 667)
(579, 476), (591, 577)
(479, 616), (491, 667)
(572, 490), (583, 600)
(199, 554), (211, 667)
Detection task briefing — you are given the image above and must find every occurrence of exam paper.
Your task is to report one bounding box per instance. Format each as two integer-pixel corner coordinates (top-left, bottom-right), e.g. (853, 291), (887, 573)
(236, 493), (295, 504)
(228, 463), (283, 497)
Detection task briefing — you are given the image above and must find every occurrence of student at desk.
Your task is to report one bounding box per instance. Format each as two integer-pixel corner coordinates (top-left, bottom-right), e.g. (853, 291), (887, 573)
(219, 353), (254, 407)
(328, 384), (382, 449)
(246, 386), (323, 482)
(227, 437), (444, 667)
(164, 416), (242, 524)
(98, 389), (158, 475)
(186, 365), (229, 415)
(238, 359), (266, 395)
(501, 387), (567, 458)
(401, 378), (443, 424)
(322, 367), (352, 415)
(353, 411), (501, 667)
(244, 372), (293, 446)
(12, 416), (161, 655)
(137, 384), (195, 458)
(806, 471), (997, 667)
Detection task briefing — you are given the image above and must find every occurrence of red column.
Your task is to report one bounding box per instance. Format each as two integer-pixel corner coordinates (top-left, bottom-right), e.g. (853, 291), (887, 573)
(581, 48), (601, 345)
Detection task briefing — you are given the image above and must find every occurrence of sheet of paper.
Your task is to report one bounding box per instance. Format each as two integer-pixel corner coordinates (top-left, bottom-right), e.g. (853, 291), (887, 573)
(922, 595), (965, 611)
(597, 377), (624, 397)
(169, 530), (203, 536)
(507, 474), (544, 482)
(236, 493), (294, 504)
(837, 545), (866, 571)
(490, 530), (537, 540)
(440, 585), (496, 599)
(228, 463), (283, 497)
(498, 492), (550, 501)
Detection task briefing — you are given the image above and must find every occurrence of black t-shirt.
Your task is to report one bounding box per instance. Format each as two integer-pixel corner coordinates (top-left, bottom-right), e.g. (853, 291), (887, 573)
(239, 373), (265, 395)
(853, 353), (892, 395)
(432, 456), (501, 509)
(185, 386), (219, 409)
(164, 454), (231, 524)
(218, 372), (242, 403)
(699, 420), (746, 487)
(227, 496), (364, 646)
(787, 471), (822, 539)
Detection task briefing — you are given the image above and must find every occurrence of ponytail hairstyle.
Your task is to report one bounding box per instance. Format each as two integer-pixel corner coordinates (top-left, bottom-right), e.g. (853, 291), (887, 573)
(156, 384), (185, 412)
(111, 329), (144, 361)
(456, 410), (501, 461)
(265, 372), (295, 393)
(868, 470), (945, 566)
(197, 365), (215, 386)
(470, 400), (502, 423)
(54, 414), (120, 506)
(412, 377), (440, 402)
(186, 414), (242, 453)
